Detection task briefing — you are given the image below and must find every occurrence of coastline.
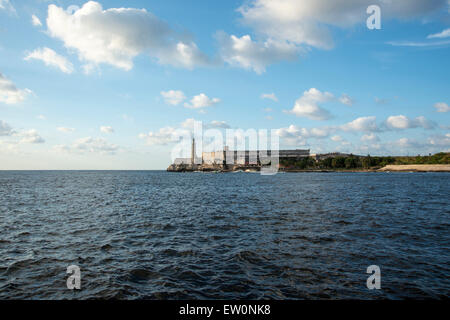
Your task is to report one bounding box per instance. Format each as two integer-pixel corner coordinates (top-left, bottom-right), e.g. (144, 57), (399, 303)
(283, 164), (450, 172)
(377, 164), (450, 172)
(168, 165), (450, 173)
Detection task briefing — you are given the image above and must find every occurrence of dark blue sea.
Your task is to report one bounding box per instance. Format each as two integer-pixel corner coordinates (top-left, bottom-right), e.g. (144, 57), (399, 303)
(0, 171), (449, 299)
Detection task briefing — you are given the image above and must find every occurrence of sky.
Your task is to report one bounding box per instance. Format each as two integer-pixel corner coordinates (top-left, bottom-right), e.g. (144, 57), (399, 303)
(0, 0), (449, 170)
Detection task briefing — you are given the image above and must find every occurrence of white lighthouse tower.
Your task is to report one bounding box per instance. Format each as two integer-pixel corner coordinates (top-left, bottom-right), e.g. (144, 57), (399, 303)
(191, 138), (196, 166)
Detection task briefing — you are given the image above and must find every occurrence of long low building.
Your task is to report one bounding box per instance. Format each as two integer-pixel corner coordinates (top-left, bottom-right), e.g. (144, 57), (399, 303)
(168, 140), (310, 171)
(202, 148), (310, 165)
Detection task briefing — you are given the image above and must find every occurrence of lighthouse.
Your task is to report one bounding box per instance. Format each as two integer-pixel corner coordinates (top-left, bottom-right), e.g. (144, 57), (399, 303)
(191, 138), (196, 166)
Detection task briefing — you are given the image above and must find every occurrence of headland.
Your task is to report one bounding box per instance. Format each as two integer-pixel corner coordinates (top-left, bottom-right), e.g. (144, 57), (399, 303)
(167, 140), (450, 173)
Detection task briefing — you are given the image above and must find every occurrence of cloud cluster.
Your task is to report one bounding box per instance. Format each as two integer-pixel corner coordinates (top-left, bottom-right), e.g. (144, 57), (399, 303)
(0, 120), (45, 144)
(285, 88), (355, 120)
(161, 91), (220, 109)
(428, 133), (450, 149)
(209, 0), (446, 72)
(55, 137), (118, 154)
(139, 118), (231, 145)
(57, 127), (75, 133)
(0, 120), (14, 136)
(46, 2), (210, 72)
(184, 93), (220, 109)
(427, 28), (450, 39)
(340, 116), (378, 132)
(361, 133), (379, 142)
(208, 121), (230, 129)
(434, 102), (449, 113)
(275, 124), (332, 146)
(384, 115), (435, 130)
(100, 126), (114, 134)
(339, 94), (354, 106)
(139, 126), (181, 146)
(238, 0), (447, 50)
(25, 48), (74, 74)
(18, 129), (45, 144)
(0, 0), (15, 13)
(161, 90), (186, 106)
(0, 73), (32, 105)
(31, 14), (42, 27)
(261, 93), (278, 102)
(217, 33), (298, 74)
(285, 88), (334, 120)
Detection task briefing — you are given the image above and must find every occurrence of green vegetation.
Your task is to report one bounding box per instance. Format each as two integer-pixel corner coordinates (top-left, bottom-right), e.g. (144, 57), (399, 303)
(393, 152), (450, 165)
(280, 152), (450, 171)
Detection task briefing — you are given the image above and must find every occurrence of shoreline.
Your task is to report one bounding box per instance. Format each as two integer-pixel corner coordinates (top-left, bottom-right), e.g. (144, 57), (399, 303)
(377, 164), (450, 172)
(169, 165), (450, 173)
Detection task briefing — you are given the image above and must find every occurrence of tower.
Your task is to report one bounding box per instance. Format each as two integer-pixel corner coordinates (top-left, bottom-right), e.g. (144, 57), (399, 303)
(191, 138), (195, 165)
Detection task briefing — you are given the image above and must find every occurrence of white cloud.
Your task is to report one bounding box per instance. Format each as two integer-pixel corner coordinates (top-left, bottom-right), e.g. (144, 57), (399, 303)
(184, 93), (220, 109)
(434, 102), (450, 112)
(238, 0), (447, 50)
(385, 115), (435, 130)
(217, 33), (298, 74)
(428, 133), (450, 148)
(0, 73), (32, 105)
(32, 14), (42, 27)
(139, 126), (180, 145)
(0, 0), (15, 13)
(100, 126), (114, 134)
(394, 137), (422, 149)
(261, 93), (278, 102)
(0, 121), (44, 144)
(18, 129), (45, 144)
(0, 120), (14, 136)
(339, 93), (354, 106)
(331, 135), (342, 142)
(139, 118), (231, 146)
(341, 116), (378, 132)
(285, 88), (333, 120)
(208, 120), (230, 129)
(275, 124), (331, 146)
(387, 39), (450, 47)
(57, 127), (75, 133)
(308, 127), (330, 138)
(229, 0), (446, 72)
(46, 2), (210, 72)
(37, 115), (46, 120)
(180, 118), (197, 130)
(361, 133), (379, 142)
(427, 28), (450, 39)
(55, 137), (119, 154)
(161, 90), (186, 106)
(275, 125), (308, 146)
(180, 118), (230, 130)
(25, 47), (74, 74)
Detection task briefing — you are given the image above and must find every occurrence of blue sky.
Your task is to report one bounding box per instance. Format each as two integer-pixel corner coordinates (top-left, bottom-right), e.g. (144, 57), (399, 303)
(0, 0), (449, 169)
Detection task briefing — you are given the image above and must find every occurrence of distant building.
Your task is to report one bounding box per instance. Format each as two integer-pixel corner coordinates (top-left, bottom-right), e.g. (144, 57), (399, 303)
(202, 148), (310, 166)
(169, 139), (310, 171)
(311, 152), (356, 161)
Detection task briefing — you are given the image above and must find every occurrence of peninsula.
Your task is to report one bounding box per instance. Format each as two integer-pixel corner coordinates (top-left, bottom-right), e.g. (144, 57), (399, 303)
(167, 140), (450, 172)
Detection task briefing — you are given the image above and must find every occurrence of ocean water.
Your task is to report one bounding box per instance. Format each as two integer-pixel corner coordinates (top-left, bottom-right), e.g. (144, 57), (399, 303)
(0, 171), (449, 300)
